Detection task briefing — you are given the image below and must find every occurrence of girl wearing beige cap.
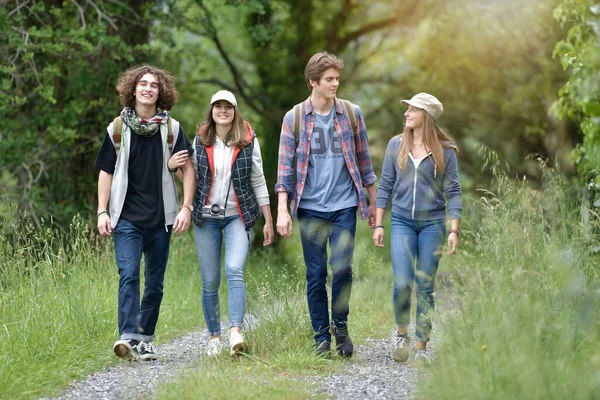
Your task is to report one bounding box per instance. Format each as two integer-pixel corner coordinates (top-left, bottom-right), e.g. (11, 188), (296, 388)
(168, 90), (274, 357)
(373, 93), (462, 362)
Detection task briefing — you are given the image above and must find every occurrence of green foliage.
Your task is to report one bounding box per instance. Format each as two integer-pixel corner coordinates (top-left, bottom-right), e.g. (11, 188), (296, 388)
(553, 0), (600, 205)
(420, 151), (600, 399)
(352, 0), (569, 187)
(0, 0), (152, 228)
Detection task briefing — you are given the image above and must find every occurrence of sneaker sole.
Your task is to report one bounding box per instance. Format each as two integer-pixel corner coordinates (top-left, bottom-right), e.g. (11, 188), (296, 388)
(230, 342), (247, 356)
(393, 347), (409, 362)
(337, 347), (354, 357)
(114, 343), (135, 361)
(138, 353), (159, 361)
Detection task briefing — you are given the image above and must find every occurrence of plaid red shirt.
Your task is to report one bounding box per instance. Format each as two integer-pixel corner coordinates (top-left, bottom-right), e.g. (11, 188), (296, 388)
(275, 96), (376, 219)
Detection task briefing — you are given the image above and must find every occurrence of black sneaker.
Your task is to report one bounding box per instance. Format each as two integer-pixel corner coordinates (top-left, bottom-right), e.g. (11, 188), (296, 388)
(330, 321), (353, 357)
(315, 340), (331, 357)
(137, 341), (159, 361)
(113, 339), (139, 361)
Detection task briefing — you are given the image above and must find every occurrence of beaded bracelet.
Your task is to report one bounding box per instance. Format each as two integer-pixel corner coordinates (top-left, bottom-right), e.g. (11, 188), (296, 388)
(97, 211), (108, 218)
(373, 225), (384, 229)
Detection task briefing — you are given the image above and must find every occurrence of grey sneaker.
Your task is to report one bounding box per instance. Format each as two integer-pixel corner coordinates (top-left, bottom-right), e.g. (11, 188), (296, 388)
(414, 348), (432, 363)
(137, 341), (159, 361)
(392, 334), (409, 362)
(113, 339), (139, 361)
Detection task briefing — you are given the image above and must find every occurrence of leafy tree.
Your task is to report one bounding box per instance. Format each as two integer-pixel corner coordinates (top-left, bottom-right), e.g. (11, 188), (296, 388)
(0, 0), (153, 231)
(553, 0), (600, 210)
(152, 0), (442, 245)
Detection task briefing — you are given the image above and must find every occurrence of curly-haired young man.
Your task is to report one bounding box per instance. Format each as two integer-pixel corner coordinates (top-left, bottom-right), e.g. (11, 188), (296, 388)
(95, 65), (195, 361)
(275, 52), (377, 357)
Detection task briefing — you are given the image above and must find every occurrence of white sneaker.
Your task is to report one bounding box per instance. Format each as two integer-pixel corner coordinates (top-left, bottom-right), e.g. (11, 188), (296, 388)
(113, 339), (138, 361)
(207, 337), (223, 357)
(229, 331), (247, 356)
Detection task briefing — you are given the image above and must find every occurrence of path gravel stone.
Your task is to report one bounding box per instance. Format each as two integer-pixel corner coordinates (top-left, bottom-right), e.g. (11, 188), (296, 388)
(42, 301), (448, 400)
(307, 324), (433, 400)
(43, 330), (213, 400)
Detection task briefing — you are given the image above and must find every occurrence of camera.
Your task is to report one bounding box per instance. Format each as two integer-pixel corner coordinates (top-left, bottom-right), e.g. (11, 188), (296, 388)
(202, 203), (225, 219)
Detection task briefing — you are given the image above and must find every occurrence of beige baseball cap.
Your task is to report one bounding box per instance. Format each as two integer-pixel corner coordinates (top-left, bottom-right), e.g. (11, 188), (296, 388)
(401, 93), (443, 120)
(210, 90), (237, 107)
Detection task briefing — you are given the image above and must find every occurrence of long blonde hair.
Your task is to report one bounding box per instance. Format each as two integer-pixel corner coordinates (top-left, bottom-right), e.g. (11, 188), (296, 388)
(397, 111), (458, 174)
(197, 104), (249, 148)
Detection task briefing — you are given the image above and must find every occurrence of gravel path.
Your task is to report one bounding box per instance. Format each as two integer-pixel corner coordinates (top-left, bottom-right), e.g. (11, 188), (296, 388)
(43, 299), (449, 400)
(310, 328), (433, 400)
(42, 329), (214, 400)
(44, 326), (431, 400)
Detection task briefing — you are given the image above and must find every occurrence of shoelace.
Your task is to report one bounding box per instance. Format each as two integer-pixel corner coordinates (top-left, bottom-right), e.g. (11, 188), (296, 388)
(139, 342), (155, 353)
(415, 348), (431, 359)
(208, 339), (221, 348)
(331, 323), (348, 336)
(394, 335), (408, 347)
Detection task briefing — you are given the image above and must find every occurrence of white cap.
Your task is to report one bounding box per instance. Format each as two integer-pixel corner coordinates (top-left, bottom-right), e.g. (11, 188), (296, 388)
(210, 90), (237, 107)
(401, 93), (443, 120)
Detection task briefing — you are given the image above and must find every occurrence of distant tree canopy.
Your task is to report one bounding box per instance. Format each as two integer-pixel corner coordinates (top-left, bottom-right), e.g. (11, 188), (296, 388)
(553, 0), (600, 207)
(0, 0), (591, 236)
(1, 0), (154, 231)
(153, 0), (572, 193)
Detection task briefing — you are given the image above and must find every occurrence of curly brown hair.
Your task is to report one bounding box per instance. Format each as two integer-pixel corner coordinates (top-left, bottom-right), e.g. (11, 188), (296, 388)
(116, 65), (179, 110)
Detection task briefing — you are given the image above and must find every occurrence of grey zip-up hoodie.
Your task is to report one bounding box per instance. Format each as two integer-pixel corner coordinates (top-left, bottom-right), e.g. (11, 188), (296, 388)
(375, 136), (462, 221)
(107, 119), (180, 229)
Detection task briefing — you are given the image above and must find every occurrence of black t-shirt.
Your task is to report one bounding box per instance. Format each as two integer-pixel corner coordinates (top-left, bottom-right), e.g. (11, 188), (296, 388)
(95, 125), (192, 229)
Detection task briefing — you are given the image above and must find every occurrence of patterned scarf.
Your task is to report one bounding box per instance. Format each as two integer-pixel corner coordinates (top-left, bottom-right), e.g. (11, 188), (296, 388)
(120, 107), (170, 137)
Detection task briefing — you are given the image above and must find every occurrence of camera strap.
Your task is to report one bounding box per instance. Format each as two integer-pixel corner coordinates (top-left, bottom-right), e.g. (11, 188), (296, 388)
(222, 173), (233, 210)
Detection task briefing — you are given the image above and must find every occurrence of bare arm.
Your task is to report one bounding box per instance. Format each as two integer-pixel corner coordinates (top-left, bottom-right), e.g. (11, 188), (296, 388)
(365, 183), (377, 228)
(168, 150), (188, 181)
(261, 204), (274, 246)
(276, 191), (293, 237)
(97, 170), (113, 236)
(447, 218), (460, 254)
(173, 159), (195, 234)
(373, 207), (386, 247)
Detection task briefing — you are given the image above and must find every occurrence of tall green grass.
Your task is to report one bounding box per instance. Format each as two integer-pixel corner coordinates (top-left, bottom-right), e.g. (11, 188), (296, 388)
(419, 156), (600, 399)
(0, 202), (202, 399)
(154, 221), (397, 400)
(0, 198), (394, 399)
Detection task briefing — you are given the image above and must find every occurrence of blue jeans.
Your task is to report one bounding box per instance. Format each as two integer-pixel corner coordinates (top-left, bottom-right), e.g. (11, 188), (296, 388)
(193, 216), (251, 336)
(390, 214), (446, 342)
(113, 218), (172, 342)
(298, 207), (357, 343)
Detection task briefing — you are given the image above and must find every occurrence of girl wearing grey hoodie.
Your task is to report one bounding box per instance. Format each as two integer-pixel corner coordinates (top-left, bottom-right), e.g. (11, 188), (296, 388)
(373, 93), (462, 363)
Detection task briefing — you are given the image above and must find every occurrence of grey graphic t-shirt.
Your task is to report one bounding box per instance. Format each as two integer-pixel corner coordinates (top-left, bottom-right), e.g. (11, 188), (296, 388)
(299, 109), (358, 212)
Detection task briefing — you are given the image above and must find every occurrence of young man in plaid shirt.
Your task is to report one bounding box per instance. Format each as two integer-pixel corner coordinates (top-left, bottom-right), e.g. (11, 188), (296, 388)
(275, 52), (377, 357)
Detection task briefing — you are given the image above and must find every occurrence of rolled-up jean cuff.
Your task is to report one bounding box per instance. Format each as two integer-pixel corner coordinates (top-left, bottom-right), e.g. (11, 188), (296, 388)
(121, 333), (154, 342)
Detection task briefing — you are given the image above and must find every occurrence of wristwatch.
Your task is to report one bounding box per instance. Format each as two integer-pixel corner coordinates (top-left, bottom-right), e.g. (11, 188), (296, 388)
(181, 204), (193, 212)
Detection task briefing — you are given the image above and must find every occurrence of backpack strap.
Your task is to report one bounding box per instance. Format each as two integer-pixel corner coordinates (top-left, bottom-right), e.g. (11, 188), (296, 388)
(112, 116), (122, 153)
(339, 99), (357, 134)
(292, 103), (303, 147)
(166, 117), (173, 151)
(292, 100), (356, 145)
